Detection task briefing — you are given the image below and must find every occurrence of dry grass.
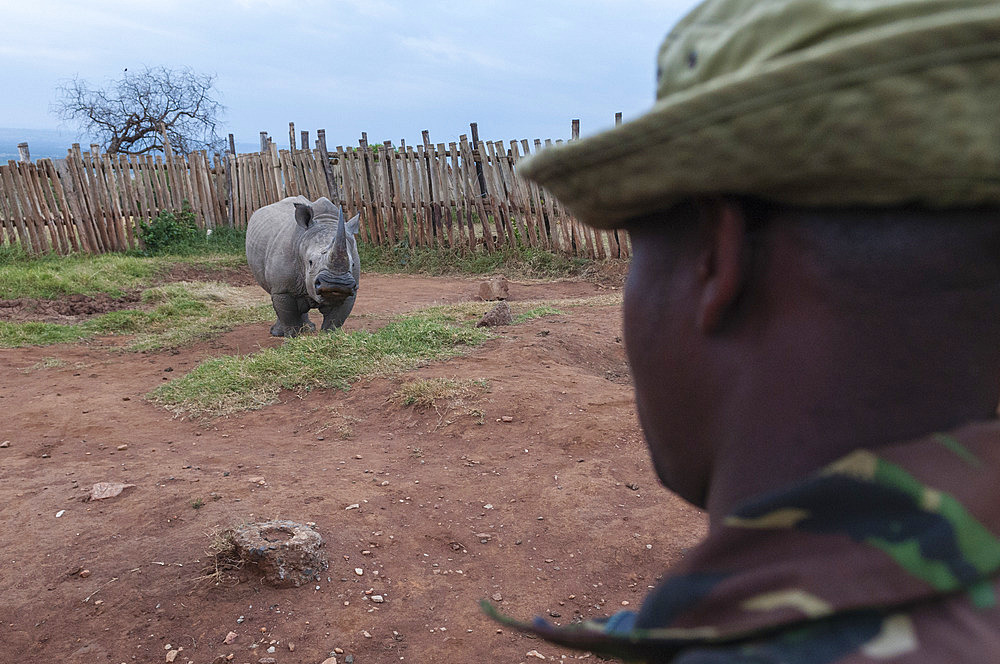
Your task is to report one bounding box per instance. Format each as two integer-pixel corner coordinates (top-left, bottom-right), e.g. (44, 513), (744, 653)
(393, 377), (491, 427)
(198, 525), (244, 586)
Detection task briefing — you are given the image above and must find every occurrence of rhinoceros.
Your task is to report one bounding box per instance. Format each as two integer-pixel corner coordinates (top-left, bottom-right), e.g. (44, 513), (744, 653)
(246, 196), (361, 337)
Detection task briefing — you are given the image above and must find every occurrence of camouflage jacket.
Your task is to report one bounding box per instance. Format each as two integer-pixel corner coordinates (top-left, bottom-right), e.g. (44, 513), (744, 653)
(485, 420), (1000, 662)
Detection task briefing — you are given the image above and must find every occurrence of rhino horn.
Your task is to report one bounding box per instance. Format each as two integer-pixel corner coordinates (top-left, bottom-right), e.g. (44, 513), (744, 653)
(327, 207), (350, 272)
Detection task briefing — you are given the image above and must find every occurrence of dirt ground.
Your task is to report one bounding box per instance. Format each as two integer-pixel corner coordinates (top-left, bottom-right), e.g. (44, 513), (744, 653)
(0, 266), (706, 664)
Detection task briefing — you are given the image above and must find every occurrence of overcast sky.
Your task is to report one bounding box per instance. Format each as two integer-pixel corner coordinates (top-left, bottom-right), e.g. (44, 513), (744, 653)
(1, 0), (701, 151)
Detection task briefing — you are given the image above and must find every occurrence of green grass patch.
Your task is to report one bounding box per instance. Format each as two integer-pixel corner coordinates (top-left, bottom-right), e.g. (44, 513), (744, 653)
(149, 311), (494, 418)
(0, 223), (246, 300)
(0, 281), (271, 350)
(0, 321), (92, 347)
(0, 253), (162, 299)
(358, 242), (592, 279)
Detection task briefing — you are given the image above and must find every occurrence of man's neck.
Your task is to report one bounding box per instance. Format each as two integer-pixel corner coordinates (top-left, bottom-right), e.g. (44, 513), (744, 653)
(701, 318), (1000, 526)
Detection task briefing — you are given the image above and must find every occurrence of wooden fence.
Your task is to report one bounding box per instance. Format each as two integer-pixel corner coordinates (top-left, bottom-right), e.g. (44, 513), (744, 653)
(0, 127), (630, 259)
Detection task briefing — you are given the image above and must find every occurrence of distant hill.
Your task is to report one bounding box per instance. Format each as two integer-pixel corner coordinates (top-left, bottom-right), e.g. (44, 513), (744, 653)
(0, 127), (86, 161)
(0, 127), (260, 161)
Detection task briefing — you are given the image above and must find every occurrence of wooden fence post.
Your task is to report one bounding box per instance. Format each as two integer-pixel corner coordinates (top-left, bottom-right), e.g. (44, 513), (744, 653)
(469, 122), (488, 199)
(316, 129), (339, 204)
(17, 142), (30, 163)
(225, 134), (236, 227)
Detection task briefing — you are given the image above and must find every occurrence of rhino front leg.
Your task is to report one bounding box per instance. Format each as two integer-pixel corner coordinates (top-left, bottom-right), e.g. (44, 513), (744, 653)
(319, 295), (356, 331)
(270, 293), (314, 337)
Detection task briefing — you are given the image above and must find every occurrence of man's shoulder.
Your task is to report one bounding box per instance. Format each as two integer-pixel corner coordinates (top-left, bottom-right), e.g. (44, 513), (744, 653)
(670, 587), (1000, 664)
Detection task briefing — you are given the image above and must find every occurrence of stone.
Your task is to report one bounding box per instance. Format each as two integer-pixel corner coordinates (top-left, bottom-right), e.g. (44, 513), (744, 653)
(321, 659), (338, 664)
(476, 301), (513, 328)
(165, 650), (179, 663)
(0, 440), (9, 448)
(231, 520), (329, 588)
(478, 276), (509, 301)
(79, 569), (91, 578)
(224, 631), (237, 644)
(89, 482), (135, 501)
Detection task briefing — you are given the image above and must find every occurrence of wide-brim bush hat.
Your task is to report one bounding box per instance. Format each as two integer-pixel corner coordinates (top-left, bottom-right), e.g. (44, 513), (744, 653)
(516, 0), (1000, 229)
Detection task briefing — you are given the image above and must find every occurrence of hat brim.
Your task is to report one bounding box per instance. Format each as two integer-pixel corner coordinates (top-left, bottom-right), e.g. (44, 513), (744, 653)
(517, 5), (1000, 229)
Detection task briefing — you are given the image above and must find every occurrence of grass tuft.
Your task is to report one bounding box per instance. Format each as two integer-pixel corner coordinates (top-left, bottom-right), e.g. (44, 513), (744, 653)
(149, 310), (494, 418)
(393, 377), (490, 409)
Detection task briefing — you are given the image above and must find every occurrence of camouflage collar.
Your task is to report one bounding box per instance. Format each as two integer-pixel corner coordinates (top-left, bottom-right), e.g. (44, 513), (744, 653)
(484, 420), (1000, 660)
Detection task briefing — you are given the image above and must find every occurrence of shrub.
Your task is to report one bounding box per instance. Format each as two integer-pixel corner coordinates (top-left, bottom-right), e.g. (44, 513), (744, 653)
(137, 203), (202, 255)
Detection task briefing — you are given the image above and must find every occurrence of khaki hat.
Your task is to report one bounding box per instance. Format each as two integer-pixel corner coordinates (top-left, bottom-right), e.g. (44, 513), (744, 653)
(517, 0), (1000, 229)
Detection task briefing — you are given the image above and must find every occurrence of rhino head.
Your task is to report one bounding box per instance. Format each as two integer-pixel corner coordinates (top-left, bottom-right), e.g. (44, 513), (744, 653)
(293, 198), (361, 305)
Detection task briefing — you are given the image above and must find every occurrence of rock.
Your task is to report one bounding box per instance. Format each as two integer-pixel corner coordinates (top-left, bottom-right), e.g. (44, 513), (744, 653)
(371, 594), (384, 603)
(526, 650), (546, 659)
(231, 520), (329, 588)
(224, 631), (238, 644)
(321, 659), (338, 664)
(116, 444), (128, 451)
(89, 482), (136, 501)
(475, 533), (492, 542)
(491, 592), (503, 602)
(478, 276), (509, 301)
(165, 649), (179, 662)
(355, 568), (364, 576)
(476, 301), (513, 328)
(258, 658), (277, 664)
(267, 645), (276, 653)
(79, 569), (91, 578)
(500, 416), (513, 423)
(0, 440), (9, 448)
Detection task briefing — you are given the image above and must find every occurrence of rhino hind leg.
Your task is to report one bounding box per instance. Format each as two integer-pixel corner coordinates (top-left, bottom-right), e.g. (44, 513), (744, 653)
(320, 295), (356, 331)
(270, 293), (314, 338)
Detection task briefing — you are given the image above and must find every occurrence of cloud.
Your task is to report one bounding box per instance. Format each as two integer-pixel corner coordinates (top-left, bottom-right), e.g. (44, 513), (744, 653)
(398, 36), (512, 71)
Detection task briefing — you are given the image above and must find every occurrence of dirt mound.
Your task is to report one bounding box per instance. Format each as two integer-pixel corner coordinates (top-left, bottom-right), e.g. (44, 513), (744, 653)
(0, 291), (143, 323)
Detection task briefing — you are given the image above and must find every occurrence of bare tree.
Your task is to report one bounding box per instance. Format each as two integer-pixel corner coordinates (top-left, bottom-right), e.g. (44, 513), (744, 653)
(55, 66), (226, 155)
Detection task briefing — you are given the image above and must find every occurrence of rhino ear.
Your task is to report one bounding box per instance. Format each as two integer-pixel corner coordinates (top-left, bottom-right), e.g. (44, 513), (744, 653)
(346, 214), (361, 236)
(293, 202), (314, 229)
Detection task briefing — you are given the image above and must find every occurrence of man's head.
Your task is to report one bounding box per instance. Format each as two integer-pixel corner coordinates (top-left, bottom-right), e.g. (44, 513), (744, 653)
(622, 198), (1000, 509)
(516, 0), (1000, 514)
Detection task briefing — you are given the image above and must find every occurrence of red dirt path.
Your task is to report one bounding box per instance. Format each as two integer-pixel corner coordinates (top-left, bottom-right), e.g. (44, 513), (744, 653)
(0, 269), (706, 664)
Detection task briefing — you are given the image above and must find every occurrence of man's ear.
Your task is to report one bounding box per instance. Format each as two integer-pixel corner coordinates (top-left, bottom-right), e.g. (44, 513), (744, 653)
(695, 197), (750, 334)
